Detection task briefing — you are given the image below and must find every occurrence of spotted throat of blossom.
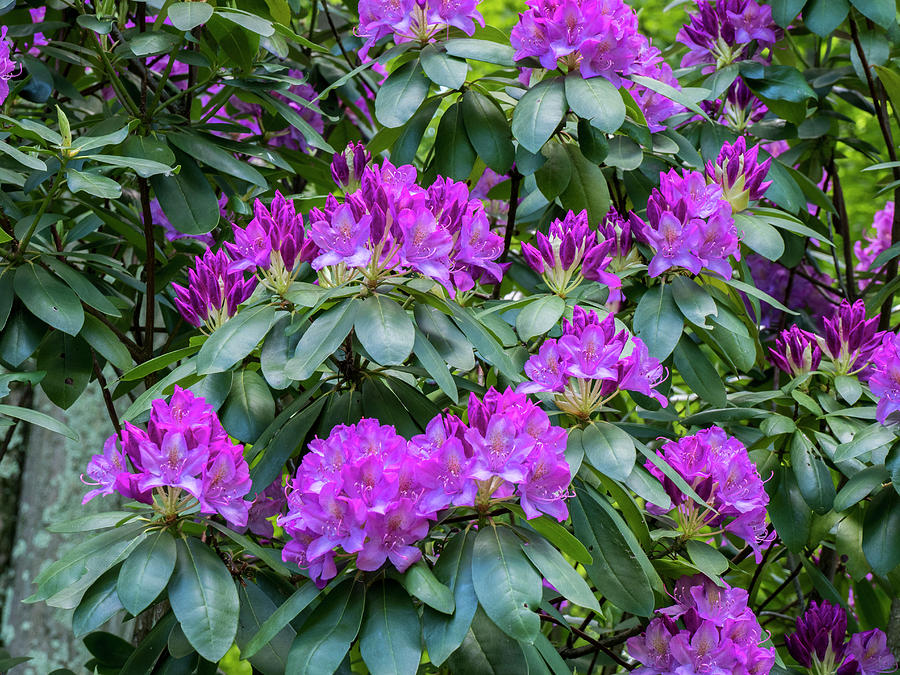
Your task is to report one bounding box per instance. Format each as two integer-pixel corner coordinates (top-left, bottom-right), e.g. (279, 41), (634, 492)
(520, 209), (620, 298)
(627, 575), (775, 674)
(517, 306), (668, 418)
(81, 387), (253, 527)
(356, 0), (485, 59)
(631, 168), (740, 279)
(305, 160), (505, 296)
(677, 0), (781, 73)
(171, 249), (258, 331)
(646, 426), (774, 561)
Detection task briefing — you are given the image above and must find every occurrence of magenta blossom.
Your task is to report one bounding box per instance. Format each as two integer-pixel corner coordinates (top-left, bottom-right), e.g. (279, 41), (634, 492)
(869, 331), (900, 425)
(357, 0), (484, 58)
(706, 137), (772, 213)
(519, 306), (668, 416)
(819, 300), (884, 375)
(81, 387), (252, 527)
(855, 202), (894, 276)
(331, 142), (373, 191)
(769, 325), (822, 377)
(646, 426), (773, 561)
(172, 249), (257, 331)
(0, 27), (17, 105)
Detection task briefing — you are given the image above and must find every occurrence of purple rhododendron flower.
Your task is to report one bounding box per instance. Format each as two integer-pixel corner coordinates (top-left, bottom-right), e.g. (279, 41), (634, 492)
(518, 306), (668, 416)
(769, 324), (822, 377)
(847, 629), (897, 675)
(0, 27), (18, 105)
(632, 168), (740, 279)
(819, 299), (884, 375)
(646, 426), (773, 561)
(331, 142), (373, 191)
(706, 136), (772, 213)
(81, 387), (252, 527)
(357, 0), (484, 58)
(701, 78), (770, 132)
(869, 331), (900, 425)
(628, 575), (775, 674)
(855, 201), (894, 276)
(678, 0), (781, 73)
(172, 249), (257, 330)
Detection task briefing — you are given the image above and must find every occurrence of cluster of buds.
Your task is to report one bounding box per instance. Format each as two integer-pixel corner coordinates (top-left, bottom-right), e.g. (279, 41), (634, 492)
(518, 306), (667, 418)
(627, 575), (775, 674)
(357, 0), (484, 58)
(647, 426), (773, 561)
(769, 325), (822, 378)
(330, 141), (372, 193)
(820, 300), (884, 375)
(520, 209), (619, 298)
(785, 601), (895, 675)
(82, 388), (252, 527)
(172, 249), (257, 332)
(706, 137), (772, 213)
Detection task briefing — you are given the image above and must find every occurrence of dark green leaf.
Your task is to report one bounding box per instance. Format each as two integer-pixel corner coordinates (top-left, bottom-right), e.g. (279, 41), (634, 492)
(150, 151), (220, 235)
(446, 608), (528, 675)
(433, 102), (477, 181)
(400, 561), (454, 614)
(360, 580), (422, 675)
(376, 60), (430, 128)
(168, 2), (214, 30)
(673, 338), (726, 407)
(0, 403), (79, 441)
(168, 537), (240, 662)
(767, 467), (811, 552)
(472, 525), (541, 643)
(577, 119), (609, 164)
(118, 529), (177, 615)
(745, 66), (816, 103)
(862, 488), (900, 576)
(168, 132), (267, 187)
(517, 529), (601, 613)
(569, 493), (654, 616)
(671, 276), (717, 326)
(564, 74), (625, 133)
(834, 423), (896, 462)
(390, 97), (442, 165)
(448, 303), (519, 380)
(413, 329), (458, 403)
(14, 264), (84, 335)
(423, 530), (478, 666)
(236, 582), (296, 675)
(534, 142), (572, 200)
(121, 613), (177, 675)
(511, 77), (567, 154)
(36, 333), (92, 410)
(835, 375), (863, 405)
(633, 283), (683, 360)
(461, 90), (515, 174)
(834, 466), (889, 512)
(73, 569), (124, 637)
(66, 168), (122, 198)
(444, 38), (516, 65)
(734, 213), (785, 261)
(196, 304), (277, 374)
(850, 0), (895, 27)
(220, 369), (275, 443)
(415, 304), (475, 372)
(559, 143), (609, 225)
(516, 295), (565, 341)
(685, 540), (729, 578)
(581, 421), (635, 481)
(81, 314), (132, 370)
(771, 0), (807, 25)
(285, 299), (359, 380)
(49, 511), (134, 533)
(286, 580), (366, 674)
(506, 503), (592, 565)
(242, 582), (319, 659)
(805, 0), (849, 36)
(421, 45), (467, 89)
(630, 75), (712, 121)
(791, 431), (836, 514)
(261, 94), (333, 152)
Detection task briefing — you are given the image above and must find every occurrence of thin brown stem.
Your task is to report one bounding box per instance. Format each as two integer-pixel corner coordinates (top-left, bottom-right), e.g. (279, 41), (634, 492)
(320, 0), (355, 69)
(540, 614), (631, 667)
(829, 160), (856, 300)
(138, 178), (156, 358)
(92, 351), (121, 434)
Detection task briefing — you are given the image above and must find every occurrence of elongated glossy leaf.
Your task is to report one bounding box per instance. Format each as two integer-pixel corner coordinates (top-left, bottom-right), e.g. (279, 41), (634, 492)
(401, 561), (454, 614)
(14, 264), (84, 335)
(356, 295), (415, 366)
(415, 304), (475, 371)
(767, 467), (811, 553)
(673, 339), (726, 407)
(472, 525), (541, 643)
(862, 488), (900, 576)
(516, 295), (565, 341)
(433, 101), (476, 181)
(445, 38), (516, 66)
(236, 581), (296, 675)
(36, 332), (92, 410)
(791, 431), (835, 514)
(564, 74), (625, 132)
(0, 403), (79, 440)
(581, 421), (635, 481)
(73, 569), (124, 637)
(49, 511), (135, 533)
(197, 304), (278, 374)
(834, 423), (896, 462)
(81, 314), (132, 370)
(413, 329), (458, 403)
(421, 44), (467, 89)
(448, 303), (519, 380)
(423, 530), (478, 666)
(461, 90), (515, 174)
(446, 608), (528, 675)
(517, 529), (601, 612)
(511, 77), (567, 154)
(120, 612), (177, 675)
(67, 168), (122, 198)
(633, 283), (683, 360)
(118, 529), (177, 615)
(834, 466), (889, 512)
(168, 1), (214, 30)
(168, 537), (240, 662)
(850, 0), (895, 27)
(570, 493), (654, 616)
(360, 580), (422, 675)
(559, 143), (609, 225)
(631, 74), (712, 121)
(685, 540), (729, 578)
(220, 369), (275, 443)
(285, 299), (359, 380)
(169, 132), (266, 187)
(671, 276), (716, 326)
(286, 580), (365, 674)
(376, 60), (430, 128)
(150, 150), (219, 235)
(390, 96), (442, 165)
(506, 503), (592, 565)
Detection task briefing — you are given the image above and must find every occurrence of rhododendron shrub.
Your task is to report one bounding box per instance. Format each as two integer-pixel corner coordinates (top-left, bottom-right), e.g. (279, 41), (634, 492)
(7, 0), (900, 673)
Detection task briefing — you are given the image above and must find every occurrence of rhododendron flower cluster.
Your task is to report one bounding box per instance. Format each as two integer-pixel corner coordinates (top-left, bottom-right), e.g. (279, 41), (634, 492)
(81, 387), (252, 527)
(786, 601), (896, 675)
(0, 26), (17, 105)
(678, 0), (781, 72)
(518, 306), (667, 417)
(631, 168), (740, 279)
(357, 0), (484, 58)
(306, 160), (505, 294)
(706, 137), (771, 213)
(855, 201), (894, 275)
(770, 324), (822, 377)
(510, 0), (644, 84)
(330, 141), (372, 192)
(647, 426), (773, 561)
(520, 209), (620, 298)
(819, 300), (884, 375)
(279, 403), (572, 583)
(627, 575), (775, 674)
(227, 190), (311, 293)
(869, 331), (900, 425)
(172, 249), (258, 331)
(412, 387), (572, 521)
